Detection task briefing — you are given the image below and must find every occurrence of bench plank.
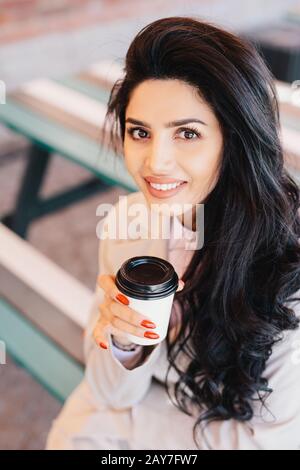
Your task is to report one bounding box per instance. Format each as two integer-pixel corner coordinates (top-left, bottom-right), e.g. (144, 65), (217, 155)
(56, 77), (110, 104)
(0, 99), (137, 192)
(0, 222), (94, 363)
(0, 297), (83, 403)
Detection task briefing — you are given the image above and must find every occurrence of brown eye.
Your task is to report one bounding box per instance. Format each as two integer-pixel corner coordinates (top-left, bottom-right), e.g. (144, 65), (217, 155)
(127, 127), (148, 140)
(177, 127), (201, 140)
(126, 126), (201, 141)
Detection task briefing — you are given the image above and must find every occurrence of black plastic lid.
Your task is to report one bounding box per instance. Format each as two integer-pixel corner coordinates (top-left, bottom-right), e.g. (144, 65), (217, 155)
(115, 256), (179, 300)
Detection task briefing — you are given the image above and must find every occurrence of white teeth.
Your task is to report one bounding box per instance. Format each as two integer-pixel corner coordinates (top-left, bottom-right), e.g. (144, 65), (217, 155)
(149, 182), (182, 190)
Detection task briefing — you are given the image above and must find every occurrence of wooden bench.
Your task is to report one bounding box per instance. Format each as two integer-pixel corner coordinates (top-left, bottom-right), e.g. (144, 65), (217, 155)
(0, 61), (136, 402)
(0, 221), (89, 402)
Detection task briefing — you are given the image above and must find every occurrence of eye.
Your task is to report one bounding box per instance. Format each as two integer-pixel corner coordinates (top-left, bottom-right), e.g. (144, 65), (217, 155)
(126, 126), (202, 141)
(126, 127), (149, 140)
(177, 126), (201, 140)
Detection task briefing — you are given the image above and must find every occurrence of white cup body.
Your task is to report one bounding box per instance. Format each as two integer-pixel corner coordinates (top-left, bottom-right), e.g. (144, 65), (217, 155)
(123, 292), (176, 345)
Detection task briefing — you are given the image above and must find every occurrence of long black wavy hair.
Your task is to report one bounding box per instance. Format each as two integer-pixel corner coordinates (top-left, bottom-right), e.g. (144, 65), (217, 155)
(100, 16), (300, 448)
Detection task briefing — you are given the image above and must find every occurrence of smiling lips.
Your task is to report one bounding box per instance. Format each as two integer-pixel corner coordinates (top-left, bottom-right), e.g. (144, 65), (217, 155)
(144, 176), (187, 184)
(144, 178), (187, 198)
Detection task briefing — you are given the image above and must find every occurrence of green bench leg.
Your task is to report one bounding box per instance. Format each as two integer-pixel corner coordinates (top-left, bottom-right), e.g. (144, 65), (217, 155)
(1, 143), (112, 239)
(2, 144), (51, 238)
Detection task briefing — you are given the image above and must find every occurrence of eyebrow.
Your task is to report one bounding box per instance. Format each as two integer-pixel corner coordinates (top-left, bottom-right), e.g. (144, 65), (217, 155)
(125, 117), (207, 127)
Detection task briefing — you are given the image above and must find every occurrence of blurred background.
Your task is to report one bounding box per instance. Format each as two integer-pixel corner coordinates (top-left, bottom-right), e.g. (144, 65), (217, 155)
(0, 0), (299, 450)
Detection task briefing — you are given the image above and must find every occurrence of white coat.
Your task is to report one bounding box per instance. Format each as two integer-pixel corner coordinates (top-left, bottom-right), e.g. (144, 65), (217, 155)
(46, 191), (300, 450)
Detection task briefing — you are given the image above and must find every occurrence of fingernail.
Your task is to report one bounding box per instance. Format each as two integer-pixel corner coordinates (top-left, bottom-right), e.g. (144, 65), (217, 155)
(144, 331), (160, 339)
(116, 293), (129, 305)
(99, 342), (108, 349)
(140, 320), (156, 329)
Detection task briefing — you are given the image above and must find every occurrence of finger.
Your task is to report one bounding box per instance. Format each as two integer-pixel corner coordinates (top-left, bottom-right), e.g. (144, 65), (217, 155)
(111, 316), (160, 339)
(108, 298), (157, 329)
(97, 297), (111, 321)
(93, 317), (110, 350)
(97, 274), (130, 305)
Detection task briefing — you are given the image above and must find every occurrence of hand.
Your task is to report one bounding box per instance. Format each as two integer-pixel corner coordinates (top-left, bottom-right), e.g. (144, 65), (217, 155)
(93, 274), (185, 350)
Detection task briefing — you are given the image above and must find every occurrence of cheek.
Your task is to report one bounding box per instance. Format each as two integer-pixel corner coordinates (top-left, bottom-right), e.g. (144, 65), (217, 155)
(123, 142), (135, 165)
(124, 142), (146, 168)
(185, 154), (217, 177)
(187, 143), (223, 184)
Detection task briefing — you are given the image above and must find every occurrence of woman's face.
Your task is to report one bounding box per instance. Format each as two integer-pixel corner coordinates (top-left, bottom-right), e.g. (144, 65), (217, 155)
(123, 79), (223, 227)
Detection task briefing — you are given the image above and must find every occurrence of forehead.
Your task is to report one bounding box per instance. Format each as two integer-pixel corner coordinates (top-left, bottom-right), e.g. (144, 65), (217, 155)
(126, 79), (217, 126)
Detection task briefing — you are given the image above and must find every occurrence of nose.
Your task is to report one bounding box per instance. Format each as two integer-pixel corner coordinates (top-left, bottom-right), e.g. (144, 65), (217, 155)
(146, 135), (174, 174)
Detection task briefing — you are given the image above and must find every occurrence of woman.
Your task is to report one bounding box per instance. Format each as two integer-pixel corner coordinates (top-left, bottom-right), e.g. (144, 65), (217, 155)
(46, 16), (300, 450)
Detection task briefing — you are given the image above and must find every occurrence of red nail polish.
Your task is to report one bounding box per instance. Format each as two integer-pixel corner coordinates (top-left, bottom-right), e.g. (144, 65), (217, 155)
(144, 331), (160, 339)
(116, 293), (129, 305)
(141, 320), (156, 329)
(99, 342), (108, 349)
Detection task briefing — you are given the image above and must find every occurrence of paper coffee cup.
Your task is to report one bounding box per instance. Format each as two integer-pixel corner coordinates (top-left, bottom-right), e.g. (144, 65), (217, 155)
(115, 256), (179, 345)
